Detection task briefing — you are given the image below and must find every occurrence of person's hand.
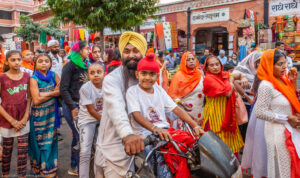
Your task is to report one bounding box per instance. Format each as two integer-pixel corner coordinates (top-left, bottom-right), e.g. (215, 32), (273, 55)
(122, 134), (144, 155)
(193, 126), (205, 139)
(153, 127), (172, 142)
(287, 115), (300, 129)
(288, 68), (298, 89)
(11, 120), (24, 131)
(19, 116), (28, 127)
(179, 101), (192, 112)
(244, 94), (254, 105)
(239, 78), (251, 89)
(72, 108), (79, 118)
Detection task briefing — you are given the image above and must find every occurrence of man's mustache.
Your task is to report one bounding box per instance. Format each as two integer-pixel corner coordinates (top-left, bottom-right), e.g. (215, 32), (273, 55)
(123, 57), (140, 65)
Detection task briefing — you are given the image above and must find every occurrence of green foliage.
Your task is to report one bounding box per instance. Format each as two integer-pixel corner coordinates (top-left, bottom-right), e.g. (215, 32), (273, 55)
(256, 22), (268, 30)
(46, 0), (159, 32)
(14, 14), (64, 42)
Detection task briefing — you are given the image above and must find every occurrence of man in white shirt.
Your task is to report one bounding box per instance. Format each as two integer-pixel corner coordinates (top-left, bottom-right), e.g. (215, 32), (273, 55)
(218, 49), (228, 65)
(47, 40), (63, 77)
(94, 32), (147, 178)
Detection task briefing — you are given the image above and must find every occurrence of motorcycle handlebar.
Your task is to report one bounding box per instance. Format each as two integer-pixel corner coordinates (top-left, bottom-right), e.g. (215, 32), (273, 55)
(143, 135), (157, 147)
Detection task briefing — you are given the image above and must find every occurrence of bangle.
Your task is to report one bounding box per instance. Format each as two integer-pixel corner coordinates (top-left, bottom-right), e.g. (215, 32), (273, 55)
(151, 125), (157, 132)
(174, 98), (181, 104)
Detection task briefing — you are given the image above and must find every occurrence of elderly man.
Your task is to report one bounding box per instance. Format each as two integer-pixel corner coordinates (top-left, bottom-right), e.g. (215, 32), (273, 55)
(48, 40), (63, 77)
(94, 32), (147, 178)
(218, 49), (228, 65)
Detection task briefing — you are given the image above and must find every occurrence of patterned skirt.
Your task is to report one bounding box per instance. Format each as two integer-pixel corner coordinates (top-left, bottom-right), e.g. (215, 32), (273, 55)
(29, 99), (58, 178)
(202, 96), (244, 153)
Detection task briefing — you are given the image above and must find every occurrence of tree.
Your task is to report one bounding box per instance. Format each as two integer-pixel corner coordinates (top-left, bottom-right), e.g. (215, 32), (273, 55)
(14, 14), (64, 43)
(46, 0), (159, 49)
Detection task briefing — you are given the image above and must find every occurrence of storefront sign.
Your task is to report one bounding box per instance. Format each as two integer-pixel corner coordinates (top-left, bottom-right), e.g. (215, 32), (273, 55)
(140, 17), (166, 30)
(103, 28), (126, 36)
(191, 8), (229, 25)
(269, 0), (300, 16)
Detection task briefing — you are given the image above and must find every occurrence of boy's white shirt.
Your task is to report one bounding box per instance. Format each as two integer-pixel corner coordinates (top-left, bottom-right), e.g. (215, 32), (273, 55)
(126, 84), (177, 138)
(78, 81), (102, 127)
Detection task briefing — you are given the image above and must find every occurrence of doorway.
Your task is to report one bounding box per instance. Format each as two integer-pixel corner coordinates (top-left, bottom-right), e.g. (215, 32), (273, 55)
(195, 27), (228, 56)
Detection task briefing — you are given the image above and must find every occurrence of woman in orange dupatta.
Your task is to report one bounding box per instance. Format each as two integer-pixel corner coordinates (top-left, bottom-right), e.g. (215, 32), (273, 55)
(168, 52), (204, 129)
(255, 49), (300, 178)
(21, 50), (34, 75)
(202, 56), (244, 155)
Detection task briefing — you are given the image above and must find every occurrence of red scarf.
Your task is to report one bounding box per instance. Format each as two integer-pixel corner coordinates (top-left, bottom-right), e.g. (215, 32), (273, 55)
(161, 128), (196, 178)
(203, 57), (237, 132)
(108, 60), (122, 67)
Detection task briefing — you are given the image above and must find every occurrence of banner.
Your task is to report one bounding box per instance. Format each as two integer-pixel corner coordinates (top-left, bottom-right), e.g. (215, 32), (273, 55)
(155, 23), (165, 51)
(191, 8), (229, 25)
(140, 17), (166, 30)
(269, 0), (300, 17)
(163, 22), (172, 50)
(170, 22), (178, 49)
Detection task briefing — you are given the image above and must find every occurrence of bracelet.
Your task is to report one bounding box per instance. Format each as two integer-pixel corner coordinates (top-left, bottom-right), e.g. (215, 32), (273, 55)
(151, 125), (157, 132)
(174, 98), (181, 104)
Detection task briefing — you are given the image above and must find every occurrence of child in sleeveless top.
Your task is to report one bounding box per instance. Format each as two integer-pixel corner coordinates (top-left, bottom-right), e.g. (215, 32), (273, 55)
(0, 50), (31, 178)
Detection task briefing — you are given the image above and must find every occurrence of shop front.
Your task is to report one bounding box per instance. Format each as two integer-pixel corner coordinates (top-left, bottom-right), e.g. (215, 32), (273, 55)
(190, 8), (234, 57)
(194, 27), (228, 56)
(266, 0), (300, 61)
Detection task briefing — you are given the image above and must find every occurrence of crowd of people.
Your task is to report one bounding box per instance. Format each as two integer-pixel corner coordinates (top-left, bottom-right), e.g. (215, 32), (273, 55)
(0, 31), (299, 178)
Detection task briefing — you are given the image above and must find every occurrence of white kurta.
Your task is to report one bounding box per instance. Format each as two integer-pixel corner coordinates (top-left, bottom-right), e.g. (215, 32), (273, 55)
(255, 80), (292, 178)
(49, 52), (63, 78)
(95, 67), (138, 176)
(241, 103), (267, 178)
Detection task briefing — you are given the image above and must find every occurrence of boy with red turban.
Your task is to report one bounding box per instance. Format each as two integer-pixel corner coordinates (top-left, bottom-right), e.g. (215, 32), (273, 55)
(125, 53), (204, 177)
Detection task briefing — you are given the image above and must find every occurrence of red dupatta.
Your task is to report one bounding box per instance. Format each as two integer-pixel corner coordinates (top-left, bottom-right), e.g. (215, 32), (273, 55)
(203, 56), (237, 133)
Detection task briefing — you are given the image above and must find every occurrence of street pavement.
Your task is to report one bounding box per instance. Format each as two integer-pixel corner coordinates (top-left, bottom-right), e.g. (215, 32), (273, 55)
(4, 119), (78, 178)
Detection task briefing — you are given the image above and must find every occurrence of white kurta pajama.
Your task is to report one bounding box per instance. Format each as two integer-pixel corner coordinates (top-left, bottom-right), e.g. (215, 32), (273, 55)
(95, 67), (138, 177)
(255, 80), (293, 178)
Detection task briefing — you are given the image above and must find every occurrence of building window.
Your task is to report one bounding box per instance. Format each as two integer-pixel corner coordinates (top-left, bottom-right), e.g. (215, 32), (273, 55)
(0, 10), (12, 20)
(20, 12), (29, 16)
(0, 27), (13, 35)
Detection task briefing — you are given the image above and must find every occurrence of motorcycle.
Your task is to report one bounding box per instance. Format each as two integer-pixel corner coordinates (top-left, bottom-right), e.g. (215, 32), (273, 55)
(129, 124), (241, 178)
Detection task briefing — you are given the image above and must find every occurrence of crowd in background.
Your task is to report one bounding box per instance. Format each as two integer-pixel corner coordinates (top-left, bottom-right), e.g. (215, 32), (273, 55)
(0, 31), (299, 178)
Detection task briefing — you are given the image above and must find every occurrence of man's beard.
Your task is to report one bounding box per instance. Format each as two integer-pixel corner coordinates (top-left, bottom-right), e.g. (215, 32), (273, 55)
(51, 49), (59, 55)
(122, 57), (141, 79)
(122, 56), (142, 91)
